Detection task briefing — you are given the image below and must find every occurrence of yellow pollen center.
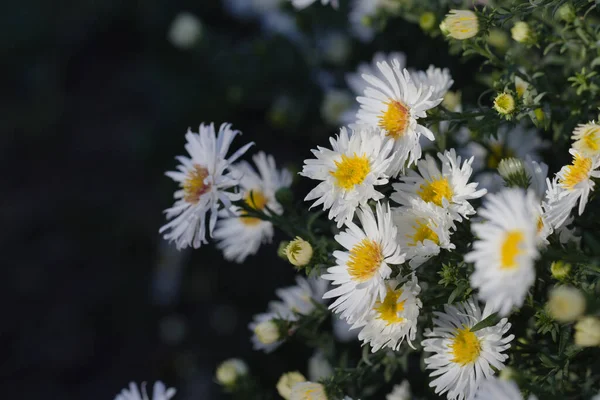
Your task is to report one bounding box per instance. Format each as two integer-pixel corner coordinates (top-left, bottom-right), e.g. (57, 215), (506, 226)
(375, 288), (406, 325)
(487, 144), (514, 169)
(417, 177), (454, 206)
(183, 164), (211, 204)
(241, 190), (268, 226)
(536, 216), (544, 234)
(347, 239), (383, 282)
(450, 327), (481, 365)
(408, 220), (439, 246)
(500, 230), (524, 269)
(582, 131), (600, 153)
(561, 154), (592, 190)
(330, 153), (371, 190)
(378, 100), (410, 139)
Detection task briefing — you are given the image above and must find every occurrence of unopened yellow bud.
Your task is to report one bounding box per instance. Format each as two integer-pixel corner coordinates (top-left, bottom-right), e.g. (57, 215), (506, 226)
(254, 320), (280, 345)
(285, 237), (313, 267)
(551, 261), (571, 281)
(546, 286), (586, 323)
(574, 316), (600, 347)
(216, 358), (248, 387)
(511, 21), (535, 44)
(277, 372), (306, 400)
(419, 12), (436, 32)
(493, 92), (516, 116)
(443, 10), (479, 40)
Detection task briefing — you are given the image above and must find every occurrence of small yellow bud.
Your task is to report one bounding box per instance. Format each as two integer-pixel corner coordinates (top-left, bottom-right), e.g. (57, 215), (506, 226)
(546, 286), (586, 323)
(534, 108), (545, 124)
(216, 358), (248, 387)
(419, 12), (436, 32)
(277, 372), (307, 400)
(493, 92), (516, 116)
(442, 90), (462, 112)
(550, 261), (571, 281)
(511, 21), (534, 44)
(574, 316), (600, 347)
(556, 4), (576, 23)
(254, 320), (280, 345)
(443, 10), (479, 40)
(285, 237), (313, 267)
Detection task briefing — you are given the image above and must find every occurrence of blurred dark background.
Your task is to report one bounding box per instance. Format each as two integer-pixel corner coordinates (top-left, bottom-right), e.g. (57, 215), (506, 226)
(1, 1), (475, 398)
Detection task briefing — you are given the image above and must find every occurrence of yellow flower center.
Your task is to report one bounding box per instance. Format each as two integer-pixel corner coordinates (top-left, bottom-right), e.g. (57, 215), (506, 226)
(330, 154), (371, 190)
(408, 219), (439, 246)
(375, 287), (406, 325)
(493, 92), (515, 115)
(417, 177), (453, 206)
(487, 144), (514, 169)
(347, 239), (383, 282)
(561, 154), (592, 190)
(378, 100), (410, 139)
(500, 230), (524, 269)
(241, 190), (268, 226)
(183, 164), (211, 204)
(450, 327), (481, 365)
(536, 216), (544, 234)
(576, 125), (600, 155)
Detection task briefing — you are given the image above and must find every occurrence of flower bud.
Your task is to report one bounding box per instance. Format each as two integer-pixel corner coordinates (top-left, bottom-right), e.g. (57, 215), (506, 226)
(291, 382), (327, 400)
(498, 158), (529, 189)
(550, 261), (571, 281)
(254, 320), (280, 345)
(493, 92), (516, 116)
(442, 10), (479, 40)
(168, 12), (203, 49)
(511, 21), (535, 44)
(556, 4), (576, 23)
(277, 372), (306, 400)
(546, 286), (586, 323)
(442, 91), (462, 112)
(574, 316), (600, 347)
(278, 241), (290, 259)
(419, 12), (436, 32)
(216, 358), (248, 387)
(285, 237), (313, 267)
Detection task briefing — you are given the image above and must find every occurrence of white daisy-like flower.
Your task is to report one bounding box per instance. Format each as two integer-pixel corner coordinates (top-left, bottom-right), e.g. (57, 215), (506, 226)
(346, 52), (407, 97)
(291, 0), (337, 9)
(213, 152), (292, 263)
(114, 382), (176, 400)
(421, 299), (514, 400)
(387, 380), (411, 400)
(301, 126), (394, 228)
(249, 276), (328, 352)
(323, 202), (405, 324)
(411, 65), (454, 100)
(353, 274), (422, 352)
(392, 149), (486, 223)
(392, 200), (456, 269)
(460, 125), (548, 193)
(572, 121), (600, 157)
(356, 60), (444, 175)
(544, 149), (600, 229)
(474, 377), (536, 400)
(465, 189), (540, 316)
(159, 123), (253, 249)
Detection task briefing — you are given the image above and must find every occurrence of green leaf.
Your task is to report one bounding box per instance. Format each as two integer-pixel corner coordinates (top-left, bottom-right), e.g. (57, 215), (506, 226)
(471, 312), (500, 332)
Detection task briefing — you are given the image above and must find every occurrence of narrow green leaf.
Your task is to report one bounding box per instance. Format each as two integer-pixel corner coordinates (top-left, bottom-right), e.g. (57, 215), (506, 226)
(471, 312), (499, 332)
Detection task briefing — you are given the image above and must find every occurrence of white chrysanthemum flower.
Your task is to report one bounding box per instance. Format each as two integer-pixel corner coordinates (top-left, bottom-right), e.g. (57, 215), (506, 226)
(213, 152), (291, 263)
(249, 276), (328, 352)
(572, 121), (600, 157)
(544, 149), (600, 229)
(465, 189), (540, 316)
(168, 12), (203, 49)
(460, 125), (547, 193)
(411, 65), (454, 100)
(356, 60), (444, 175)
(392, 200), (456, 268)
(387, 380), (411, 400)
(290, 382), (328, 400)
(114, 382), (176, 400)
(301, 126), (394, 227)
(474, 377), (535, 400)
(277, 372), (307, 400)
(323, 202), (405, 324)
(353, 274), (422, 352)
(392, 149), (486, 223)
(422, 299), (514, 400)
(291, 0), (337, 9)
(160, 123), (253, 249)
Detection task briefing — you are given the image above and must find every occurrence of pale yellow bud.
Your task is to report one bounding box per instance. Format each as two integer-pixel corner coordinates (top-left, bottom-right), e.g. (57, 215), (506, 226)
(254, 320), (280, 345)
(216, 358), (248, 386)
(419, 12), (436, 32)
(277, 372), (307, 400)
(511, 21), (534, 44)
(550, 261), (571, 281)
(546, 286), (586, 323)
(574, 316), (600, 347)
(442, 90), (462, 112)
(285, 237), (313, 267)
(493, 92), (516, 116)
(443, 10), (479, 40)
(290, 382), (328, 400)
